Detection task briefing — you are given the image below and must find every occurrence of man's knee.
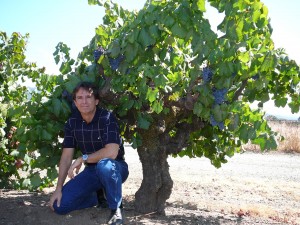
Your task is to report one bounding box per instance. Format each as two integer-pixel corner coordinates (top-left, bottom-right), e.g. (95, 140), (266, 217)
(52, 202), (71, 215)
(97, 158), (115, 174)
(97, 158), (128, 183)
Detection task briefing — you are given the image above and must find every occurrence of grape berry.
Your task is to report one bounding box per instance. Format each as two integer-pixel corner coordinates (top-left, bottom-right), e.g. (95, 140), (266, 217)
(210, 114), (225, 130)
(212, 88), (227, 105)
(93, 46), (105, 62)
(62, 90), (73, 102)
(109, 55), (125, 71)
(251, 74), (259, 80)
(202, 67), (213, 83)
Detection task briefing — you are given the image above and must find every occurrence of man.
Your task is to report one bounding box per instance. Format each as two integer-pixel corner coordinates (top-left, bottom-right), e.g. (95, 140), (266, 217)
(49, 81), (129, 225)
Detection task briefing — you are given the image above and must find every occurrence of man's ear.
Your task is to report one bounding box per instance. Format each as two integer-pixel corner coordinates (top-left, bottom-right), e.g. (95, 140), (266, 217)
(73, 99), (78, 107)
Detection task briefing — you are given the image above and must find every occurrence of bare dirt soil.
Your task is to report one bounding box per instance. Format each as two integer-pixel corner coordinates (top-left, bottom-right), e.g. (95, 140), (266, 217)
(1, 148), (300, 225)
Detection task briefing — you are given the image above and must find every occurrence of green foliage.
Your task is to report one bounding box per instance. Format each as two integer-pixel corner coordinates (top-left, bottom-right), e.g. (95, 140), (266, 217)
(1, 0), (300, 190)
(0, 32), (32, 189)
(0, 32), (89, 190)
(84, 0), (299, 167)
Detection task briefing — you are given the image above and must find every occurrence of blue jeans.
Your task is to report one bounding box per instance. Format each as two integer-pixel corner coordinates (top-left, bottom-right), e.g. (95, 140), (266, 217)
(53, 158), (129, 215)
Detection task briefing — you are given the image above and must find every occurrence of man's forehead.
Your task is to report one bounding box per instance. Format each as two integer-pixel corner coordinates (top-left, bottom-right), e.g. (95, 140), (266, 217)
(76, 88), (93, 95)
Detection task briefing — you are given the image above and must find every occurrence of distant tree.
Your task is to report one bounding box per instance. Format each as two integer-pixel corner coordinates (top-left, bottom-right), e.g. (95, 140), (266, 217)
(265, 115), (279, 121)
(0, 32), (46, 188)
(0, 32), (67, 189)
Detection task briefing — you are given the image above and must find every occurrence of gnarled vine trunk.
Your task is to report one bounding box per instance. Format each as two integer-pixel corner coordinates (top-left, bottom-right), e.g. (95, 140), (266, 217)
(134, 146), (173, 214)
(131, 111), (203, 214)
(134, 130), (173, 214)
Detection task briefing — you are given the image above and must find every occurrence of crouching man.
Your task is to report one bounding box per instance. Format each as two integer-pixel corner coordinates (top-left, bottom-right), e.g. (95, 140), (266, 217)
(49, 81), (129, 225)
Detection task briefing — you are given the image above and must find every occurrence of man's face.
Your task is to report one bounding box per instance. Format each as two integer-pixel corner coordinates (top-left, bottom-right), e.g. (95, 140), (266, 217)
(74, 88), (99, 115)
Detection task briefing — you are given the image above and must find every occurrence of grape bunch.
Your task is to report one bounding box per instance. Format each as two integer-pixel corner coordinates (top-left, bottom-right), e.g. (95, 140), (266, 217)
(212, 88), (228, 105)
(251, 74), (259, 80)
(94, 46), (105, 62)
(109, 55), (125, 71)
(167, 46), (174, 53)
(62, 90), (77, 111)
(210, 115), (225, 130)
(202, 67), (213, 83)
(146, 44), (154, 50)
(210, 87), (228, 130)
(62, 90), (73, 102)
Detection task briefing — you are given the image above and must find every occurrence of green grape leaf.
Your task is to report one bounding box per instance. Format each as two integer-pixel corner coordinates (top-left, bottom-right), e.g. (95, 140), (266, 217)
(138, 28), (155, 48)
(193, 102), (203, 117)
(274, 98), (287, 108)
(30, 173), (42, 188)
(137, 114), (151, 130)
(152, 101), (163, 114)
(52, 99), (62, 117)
(196, 0), (206, 12)
(171, 23), (186, 39)
(146, 88), (159, 103)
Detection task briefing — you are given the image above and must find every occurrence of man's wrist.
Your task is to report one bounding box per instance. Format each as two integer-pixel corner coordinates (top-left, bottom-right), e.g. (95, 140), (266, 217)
(55, 186), (63, 192)
(82, 154), (89, 163)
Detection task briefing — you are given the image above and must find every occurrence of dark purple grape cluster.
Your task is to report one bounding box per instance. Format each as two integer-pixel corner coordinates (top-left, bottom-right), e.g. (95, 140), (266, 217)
(93, 46), (127, 71)
(93, 46), (105, 62)
(210, 115), (225, 130)
(109, 55), (125, 71)
(62, 90), (77, 111)
(147, 45), (154, 50)
(202, 67), (213, 83)
(167, 46), (173, 53)
(251, 74), (259, 80)
(212, 88), (228, 105)
(210, 87), (228, 130)
(62, 90), (73, 102)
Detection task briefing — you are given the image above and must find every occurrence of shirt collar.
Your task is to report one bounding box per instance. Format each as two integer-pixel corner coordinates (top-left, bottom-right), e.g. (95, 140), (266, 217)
(71, 107), (100, 124)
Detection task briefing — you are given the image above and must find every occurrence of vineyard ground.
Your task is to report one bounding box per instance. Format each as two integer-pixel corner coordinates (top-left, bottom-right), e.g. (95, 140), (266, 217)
(1, 147), (300, 225)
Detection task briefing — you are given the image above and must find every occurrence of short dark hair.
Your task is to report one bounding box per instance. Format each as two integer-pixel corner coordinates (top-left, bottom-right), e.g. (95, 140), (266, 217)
(72, 82), (100, 100)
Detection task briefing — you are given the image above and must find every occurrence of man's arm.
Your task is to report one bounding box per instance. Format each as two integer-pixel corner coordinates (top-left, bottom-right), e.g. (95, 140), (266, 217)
(67, 143), (119, 179)
(84, 143), (119, 163)
(49, 148), (74, 211)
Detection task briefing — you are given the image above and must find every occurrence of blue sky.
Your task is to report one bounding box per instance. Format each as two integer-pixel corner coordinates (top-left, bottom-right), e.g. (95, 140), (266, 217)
(1, 0), (299, 120)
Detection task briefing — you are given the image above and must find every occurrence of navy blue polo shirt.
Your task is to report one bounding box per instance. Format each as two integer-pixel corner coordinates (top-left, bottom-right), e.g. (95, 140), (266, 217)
(63, 107), (125, 160)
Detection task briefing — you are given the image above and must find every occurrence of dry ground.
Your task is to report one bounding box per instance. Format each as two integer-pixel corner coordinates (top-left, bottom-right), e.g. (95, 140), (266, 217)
(1, 148), (300, 225)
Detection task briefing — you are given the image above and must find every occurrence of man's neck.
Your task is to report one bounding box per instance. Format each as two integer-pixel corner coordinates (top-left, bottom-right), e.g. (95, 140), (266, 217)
(81, 108), (97, 124)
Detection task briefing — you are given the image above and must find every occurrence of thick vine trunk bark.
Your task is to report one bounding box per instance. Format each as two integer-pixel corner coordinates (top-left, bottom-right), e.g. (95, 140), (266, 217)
(134, 143), (173, 214)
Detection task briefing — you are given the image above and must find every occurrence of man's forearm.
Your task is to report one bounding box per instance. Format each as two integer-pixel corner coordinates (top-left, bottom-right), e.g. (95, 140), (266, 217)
(83, 143), (119, 164)
(55, 158), (72, 190)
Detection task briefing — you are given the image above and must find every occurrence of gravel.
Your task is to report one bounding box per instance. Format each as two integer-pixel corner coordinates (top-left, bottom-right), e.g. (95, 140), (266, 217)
(1, 148), (299, 225)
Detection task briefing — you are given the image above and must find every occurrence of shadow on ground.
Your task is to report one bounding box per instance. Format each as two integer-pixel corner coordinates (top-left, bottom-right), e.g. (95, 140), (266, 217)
(0, 190), (254, 225)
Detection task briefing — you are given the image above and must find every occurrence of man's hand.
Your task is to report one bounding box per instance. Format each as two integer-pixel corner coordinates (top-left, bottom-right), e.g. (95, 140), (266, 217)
(49, 189), (62, 211)
(67, 157), (83, 179)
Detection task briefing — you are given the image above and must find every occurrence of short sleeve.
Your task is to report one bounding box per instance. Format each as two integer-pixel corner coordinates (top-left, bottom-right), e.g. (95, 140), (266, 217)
(101, 111), (122, 146)
(62, 120), (77, 148)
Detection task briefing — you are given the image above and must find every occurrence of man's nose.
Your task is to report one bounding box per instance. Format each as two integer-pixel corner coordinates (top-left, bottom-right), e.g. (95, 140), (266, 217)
(82, 97), (88, 103)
